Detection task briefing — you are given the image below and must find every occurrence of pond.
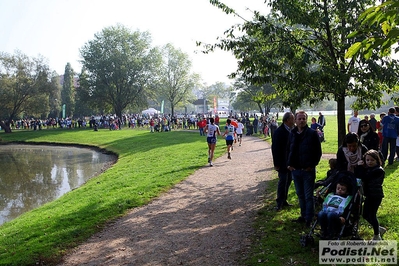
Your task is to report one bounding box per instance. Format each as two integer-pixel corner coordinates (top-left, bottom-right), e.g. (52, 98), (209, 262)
(0, 144), (116, 225)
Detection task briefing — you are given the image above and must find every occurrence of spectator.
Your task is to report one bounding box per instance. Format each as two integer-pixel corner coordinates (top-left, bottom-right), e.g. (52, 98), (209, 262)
(272, 112), (295, 211)
(347, 110), (360, 133)
(318, 112), (326, 128)
(369, 113), (377, 131)
(380, 107), (399, 165)
(336, 132), (368, 173)
(356, 119), (380, 151)
(287, 110), (322, 227)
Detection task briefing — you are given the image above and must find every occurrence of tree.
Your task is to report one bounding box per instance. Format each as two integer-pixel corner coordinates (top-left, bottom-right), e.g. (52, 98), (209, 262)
(61, 63), (75, 118)
(48, 72), (62, 118)
(79, 24), (161, 121)
(158, 44), (198, 116)
(233, 78), (282, 114)
(0, 51), (52, 133)
(346, 0), (399, 59)
(205, 0), (399, 145)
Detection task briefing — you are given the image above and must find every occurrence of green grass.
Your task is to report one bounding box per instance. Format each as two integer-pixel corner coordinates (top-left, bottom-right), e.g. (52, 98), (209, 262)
(0, 127), (226, 265)
(0, 116), (398, 266)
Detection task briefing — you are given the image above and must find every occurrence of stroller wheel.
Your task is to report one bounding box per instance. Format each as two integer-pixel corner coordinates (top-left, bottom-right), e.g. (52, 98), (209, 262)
(300, 234), (314, 247)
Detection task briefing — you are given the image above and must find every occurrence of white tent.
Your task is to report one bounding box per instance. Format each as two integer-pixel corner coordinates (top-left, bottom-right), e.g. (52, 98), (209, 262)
(141, 108), (160, 115)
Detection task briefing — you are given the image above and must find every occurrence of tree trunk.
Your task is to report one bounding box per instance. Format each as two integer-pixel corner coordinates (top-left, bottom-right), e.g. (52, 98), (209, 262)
(0, 120), (12, 133)
(171, 104), (174, 118)
(336, 95), (346, 148)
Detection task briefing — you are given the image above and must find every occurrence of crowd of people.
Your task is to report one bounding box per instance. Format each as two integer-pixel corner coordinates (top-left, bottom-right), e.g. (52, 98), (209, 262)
(270, 107), (399, 241)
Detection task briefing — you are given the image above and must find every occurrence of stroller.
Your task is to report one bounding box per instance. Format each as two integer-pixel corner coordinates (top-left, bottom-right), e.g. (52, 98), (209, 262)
(300, 171), (363, 247)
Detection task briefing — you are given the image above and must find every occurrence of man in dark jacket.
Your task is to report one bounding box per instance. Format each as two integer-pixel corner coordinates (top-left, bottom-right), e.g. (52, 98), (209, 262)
(272, 112), (295, 211)
(287, 110), (322, 227)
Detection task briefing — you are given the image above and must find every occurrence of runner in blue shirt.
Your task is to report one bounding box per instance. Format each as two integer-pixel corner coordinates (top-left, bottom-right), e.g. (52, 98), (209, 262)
(223, 119), (236, 160)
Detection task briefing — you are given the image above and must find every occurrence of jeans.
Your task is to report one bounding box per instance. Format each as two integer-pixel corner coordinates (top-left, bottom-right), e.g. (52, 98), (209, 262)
(199, 128), (204, 136)
(318, 211), (341, 236)
(276, 171), (292, 208)
(381, 137), (396, 164)
(292, 169), (316, 222)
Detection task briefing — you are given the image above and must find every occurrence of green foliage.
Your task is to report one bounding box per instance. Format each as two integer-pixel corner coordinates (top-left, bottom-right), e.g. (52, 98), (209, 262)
(79, 24), (162, 118)
(346, 0), (399, 59)
(205, 0), (399, 145)
(61, 63), (75, 118)
(158, 43), (198, 116)
(0, 51), (53, 131)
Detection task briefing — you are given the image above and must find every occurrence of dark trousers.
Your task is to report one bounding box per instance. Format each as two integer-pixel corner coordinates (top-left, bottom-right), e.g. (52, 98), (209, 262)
(276, 171), (292, 208)
(381, 137), (396, 164)
(363, 196), (383, 235)
(292, 169), (316, 222)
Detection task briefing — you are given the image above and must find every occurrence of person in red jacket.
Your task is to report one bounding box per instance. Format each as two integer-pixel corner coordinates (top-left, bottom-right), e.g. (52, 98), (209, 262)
(215, 115), (220, 126)
(198, 118), (207, 136)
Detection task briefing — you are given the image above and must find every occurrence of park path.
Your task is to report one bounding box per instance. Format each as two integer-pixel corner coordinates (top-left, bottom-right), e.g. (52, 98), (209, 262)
(58, 136), (273, 266)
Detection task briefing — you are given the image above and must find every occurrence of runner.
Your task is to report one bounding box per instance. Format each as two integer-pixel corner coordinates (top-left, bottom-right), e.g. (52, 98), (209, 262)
(204, 117), (221, 167)
(235, 119), (245, 146)
(223, 119), (236, 159)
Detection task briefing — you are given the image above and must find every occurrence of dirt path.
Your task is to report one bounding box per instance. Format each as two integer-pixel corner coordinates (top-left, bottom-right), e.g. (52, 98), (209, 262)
(58, 136), (273, 266)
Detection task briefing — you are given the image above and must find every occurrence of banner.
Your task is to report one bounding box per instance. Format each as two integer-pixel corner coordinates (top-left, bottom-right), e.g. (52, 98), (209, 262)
(213, 97), (217, 115)
(62, 104), (66, 119)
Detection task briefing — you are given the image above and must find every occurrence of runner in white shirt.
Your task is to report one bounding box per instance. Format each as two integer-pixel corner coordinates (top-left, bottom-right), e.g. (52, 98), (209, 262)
(204, 117), (221, 167)
(235, 119), (245, 146)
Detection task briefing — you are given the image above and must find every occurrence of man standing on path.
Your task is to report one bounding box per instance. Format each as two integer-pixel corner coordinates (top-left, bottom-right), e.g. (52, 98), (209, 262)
(272, 112), (295, 211)
(287, 110), (322, 227)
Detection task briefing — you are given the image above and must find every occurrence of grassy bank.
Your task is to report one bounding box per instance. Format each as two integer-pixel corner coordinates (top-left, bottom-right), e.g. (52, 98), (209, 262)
(0, 127), (226, 265)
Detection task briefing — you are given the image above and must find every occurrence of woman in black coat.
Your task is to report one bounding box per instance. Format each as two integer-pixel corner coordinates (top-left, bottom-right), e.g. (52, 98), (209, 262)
(356, 119), (380, 151)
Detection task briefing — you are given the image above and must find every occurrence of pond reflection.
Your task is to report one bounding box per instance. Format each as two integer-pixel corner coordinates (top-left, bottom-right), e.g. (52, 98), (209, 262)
(0, 144), (116, 225)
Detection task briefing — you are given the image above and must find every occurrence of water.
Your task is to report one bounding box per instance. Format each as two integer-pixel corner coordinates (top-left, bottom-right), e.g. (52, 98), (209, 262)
(0, 144), (115, 225)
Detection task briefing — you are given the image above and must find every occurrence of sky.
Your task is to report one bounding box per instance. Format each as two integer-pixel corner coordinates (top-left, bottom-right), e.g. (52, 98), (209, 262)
(0, 0), (270, 85)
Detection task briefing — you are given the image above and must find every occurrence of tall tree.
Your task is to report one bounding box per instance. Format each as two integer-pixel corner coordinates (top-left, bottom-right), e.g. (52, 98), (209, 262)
(205, 0), (399, 145)
(79, 24), (161, 121)
(61, 63), (75, 118)
(158, 43), (197, 116)
(233, 78), (282, 114)
(48, 71), (62, 118)
(0, 51), (52, 133)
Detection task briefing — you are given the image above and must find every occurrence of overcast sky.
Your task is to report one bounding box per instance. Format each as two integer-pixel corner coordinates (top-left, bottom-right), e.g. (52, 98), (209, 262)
(0, 0), (270, 85)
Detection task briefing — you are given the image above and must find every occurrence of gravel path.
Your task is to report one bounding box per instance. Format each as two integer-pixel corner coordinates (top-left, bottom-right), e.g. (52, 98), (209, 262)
(58, 136), (273, 266)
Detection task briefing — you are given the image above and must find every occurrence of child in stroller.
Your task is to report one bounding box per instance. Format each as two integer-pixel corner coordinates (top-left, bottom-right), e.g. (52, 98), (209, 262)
(301, 171), (362, 246)
(317, 179), (352, 239)
(314, 158), (339, 207)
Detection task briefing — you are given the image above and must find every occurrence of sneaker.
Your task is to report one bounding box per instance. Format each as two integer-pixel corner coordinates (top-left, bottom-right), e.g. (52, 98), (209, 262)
(208, 157), (211, 163)
(209, 162), (213, 167)
(239, 143), (241, 146)
(372, 234), (382, 241)
(379, 226), (387, 236)
(227, 153), (231, 159)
